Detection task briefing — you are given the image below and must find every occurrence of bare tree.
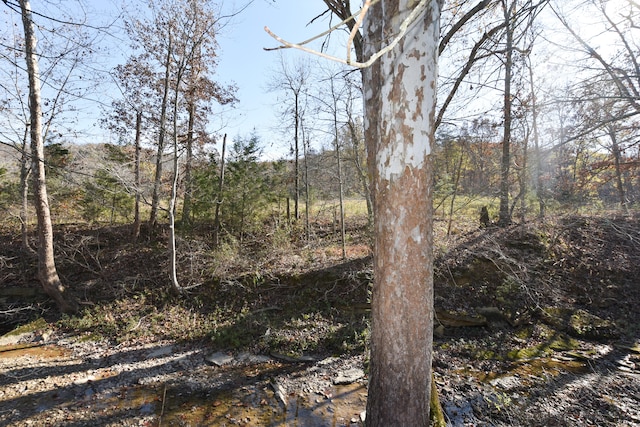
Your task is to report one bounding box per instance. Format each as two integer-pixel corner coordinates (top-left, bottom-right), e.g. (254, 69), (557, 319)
(268, 57), (311, 222)
(498, 0), (516, 226)
(17, 0), (77, 313)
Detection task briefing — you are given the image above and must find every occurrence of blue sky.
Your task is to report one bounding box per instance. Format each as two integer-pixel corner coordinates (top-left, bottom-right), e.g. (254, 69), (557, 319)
(214, 0), (341, 156)
(105, 0), (345, 158)
(1, 0), (345, 158)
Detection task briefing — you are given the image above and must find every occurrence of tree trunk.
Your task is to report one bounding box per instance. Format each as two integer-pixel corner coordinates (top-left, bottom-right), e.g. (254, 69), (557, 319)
(20, 130), (35, 253)
(609, 126), (628, 211)
(19, 0), (77, 314)
(447, 147), (464, 236)
(149, 34), (173, 229)
(181, 101), (196, 225)
(303, 129), (311, 242)
(499, 0), (515, 227)
(347, 119), (373, 226)
(527, 58), (545, 218)
(168, 63), (185, 293)
(330, 77), (347, 259)
(294, 92), (300, 221)
(363, 1), (440, 425)
(213, 134), (227, 248)
(133, 111), (142, 241)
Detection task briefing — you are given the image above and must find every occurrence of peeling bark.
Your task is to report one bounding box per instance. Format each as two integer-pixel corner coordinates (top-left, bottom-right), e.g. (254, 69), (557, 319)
(363, 1), (440, 425)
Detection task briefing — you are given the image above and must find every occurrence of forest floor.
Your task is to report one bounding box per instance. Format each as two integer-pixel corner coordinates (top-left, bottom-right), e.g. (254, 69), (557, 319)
(0, 213), (639, 426)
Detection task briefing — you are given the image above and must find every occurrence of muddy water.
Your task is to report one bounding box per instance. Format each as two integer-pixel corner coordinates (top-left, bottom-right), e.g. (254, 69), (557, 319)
(0, 343), (366, 426)
(90, 381), (366, 426)
(0, 343), (71, 359)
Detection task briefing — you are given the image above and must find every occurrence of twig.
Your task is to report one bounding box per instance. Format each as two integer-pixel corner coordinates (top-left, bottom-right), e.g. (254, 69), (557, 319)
(346, 0), (371, 65)
(158, 383), (167, 426)
(264, 0), (429, 69)
(264, 3), (363, 52)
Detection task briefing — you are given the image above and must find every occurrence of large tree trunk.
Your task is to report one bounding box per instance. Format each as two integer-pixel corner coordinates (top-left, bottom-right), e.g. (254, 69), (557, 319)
(363, 1), (440, 425)
(19, 0), (77, 314)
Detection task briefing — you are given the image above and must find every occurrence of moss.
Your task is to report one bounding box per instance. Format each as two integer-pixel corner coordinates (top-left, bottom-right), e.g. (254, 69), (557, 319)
(6, 318), (49, 336)
(474, 349), (502, 361)
(569, 309), (618, 340)
(508, 335), (579, 360)
(515, 326), (534, 340)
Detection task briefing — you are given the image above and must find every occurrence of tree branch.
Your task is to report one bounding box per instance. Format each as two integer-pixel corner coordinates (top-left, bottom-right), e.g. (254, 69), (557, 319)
(439, 0), (493, 55)
(265, 0), (429, 69)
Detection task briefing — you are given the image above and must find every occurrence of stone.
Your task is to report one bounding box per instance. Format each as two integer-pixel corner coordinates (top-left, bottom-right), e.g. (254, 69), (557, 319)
(147, 345), (174, 358)
(0, 332), (34, 346)
(489, 375), (520, 390)
(333, 368), (365, 385)
(206, 352), (234, 366)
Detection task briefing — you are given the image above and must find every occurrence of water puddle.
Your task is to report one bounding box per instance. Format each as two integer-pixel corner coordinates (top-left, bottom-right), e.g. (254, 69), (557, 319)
(455, 356), (590, 387)
(0, 340), (366, 425)
(90, 381), (366, 426)
(0, 343), (71, 359)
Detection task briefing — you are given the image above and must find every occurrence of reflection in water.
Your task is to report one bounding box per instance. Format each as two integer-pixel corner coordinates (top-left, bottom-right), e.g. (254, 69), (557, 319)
(155, 382), (366, 426)
(0, 344), (366, 426)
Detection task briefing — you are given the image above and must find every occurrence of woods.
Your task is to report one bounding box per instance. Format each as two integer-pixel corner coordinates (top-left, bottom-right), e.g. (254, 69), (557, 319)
(1, 0), (639, 426)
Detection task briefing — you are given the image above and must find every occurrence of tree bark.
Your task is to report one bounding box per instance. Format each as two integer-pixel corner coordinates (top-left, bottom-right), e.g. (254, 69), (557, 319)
(149, 33), (173, 229)
(294, 91), (300, 221)
(363, 1), (440, 425)
(608, 126), (628, 211)
(181, 101), (196, 226)
(527, 57), (545, 218)
(302, 127), (311, 242)
(19, 0), (77, 314)
(499, 0), (515, 227)
(330, 77), (347, 259)
(19, 130), (35, 253)
(133, 111), (142, 241)
(213, 134), (227, 248)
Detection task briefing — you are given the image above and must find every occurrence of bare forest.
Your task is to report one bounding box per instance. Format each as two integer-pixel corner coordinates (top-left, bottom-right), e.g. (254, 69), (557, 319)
(1, 1), (639, 426)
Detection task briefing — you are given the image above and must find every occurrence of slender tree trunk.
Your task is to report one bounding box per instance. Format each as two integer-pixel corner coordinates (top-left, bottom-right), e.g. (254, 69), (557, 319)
(294, 92), (300, 221)
(149, 34), (173, 229)
(133, 111), (142, 241)
(499, 1), (515, 227)
(168, 64), (185, 293)
(527, 59), (545, 218)
(609, 126), (628, 211)
(213, 134), (227, 247)
(363, 1), (440, 425)
(520, 133), (529, 223)
(302, 128), (311, 242)
(19, 0), (77, 313)
(20, 130), (35, 253)
(182, 102), (196, 225)
(347, 120), (373, 227)
(331, 82), (346, 259)
(447, 147), (464, 236)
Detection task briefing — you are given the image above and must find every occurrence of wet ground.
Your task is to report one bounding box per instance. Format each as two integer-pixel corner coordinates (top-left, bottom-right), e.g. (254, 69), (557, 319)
(0, 331), (367, 427)
(1, 325), (639, 426)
